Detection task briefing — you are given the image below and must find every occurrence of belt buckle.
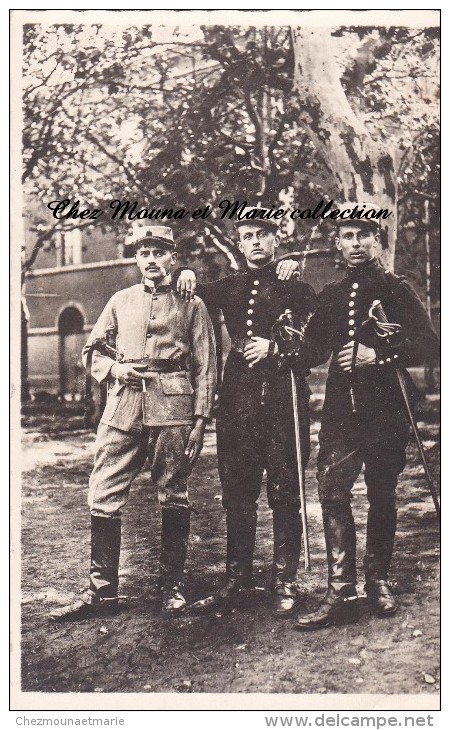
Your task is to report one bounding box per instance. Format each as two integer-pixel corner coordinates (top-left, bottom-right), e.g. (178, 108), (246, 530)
(130, 357), (150, 368)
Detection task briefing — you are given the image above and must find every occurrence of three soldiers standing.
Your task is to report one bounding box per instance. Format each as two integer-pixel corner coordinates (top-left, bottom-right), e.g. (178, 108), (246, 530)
(50, 208), (438, 629)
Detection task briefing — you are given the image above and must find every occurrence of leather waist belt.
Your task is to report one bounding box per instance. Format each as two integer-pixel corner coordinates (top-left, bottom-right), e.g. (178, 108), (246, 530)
(123, 357), (187, 373)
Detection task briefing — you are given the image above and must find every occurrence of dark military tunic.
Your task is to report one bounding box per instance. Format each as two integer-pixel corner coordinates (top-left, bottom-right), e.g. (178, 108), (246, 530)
(193, 265), (317, 510)
(305, 258), (439, 506)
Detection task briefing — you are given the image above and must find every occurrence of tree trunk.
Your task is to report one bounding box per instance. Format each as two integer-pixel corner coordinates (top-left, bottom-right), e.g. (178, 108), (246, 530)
(291, 27), (397, 269)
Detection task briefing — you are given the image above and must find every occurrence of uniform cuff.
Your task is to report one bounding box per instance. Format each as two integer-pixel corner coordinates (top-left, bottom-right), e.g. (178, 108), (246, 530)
(375, 347), (400, 368)
(91, 356), (116, 384)
(278, 345), (303, 365)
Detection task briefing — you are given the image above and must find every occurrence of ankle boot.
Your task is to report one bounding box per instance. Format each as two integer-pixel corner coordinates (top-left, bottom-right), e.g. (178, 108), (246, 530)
(272, 506), (302, 616)
(50, 516), (121, 622)
(364, 505), (397, 616)
(191, 505), (257, 612)
(296, 503), (358, 631)
(160, 507), (190, 614)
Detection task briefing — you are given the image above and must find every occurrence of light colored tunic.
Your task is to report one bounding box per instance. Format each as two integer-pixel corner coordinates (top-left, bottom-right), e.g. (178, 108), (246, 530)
(82, 283), (216, 430)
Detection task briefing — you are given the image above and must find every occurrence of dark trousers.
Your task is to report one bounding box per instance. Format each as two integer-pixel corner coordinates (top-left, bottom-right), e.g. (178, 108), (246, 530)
(317, 409), (410, 586)
(217, 357), (311, 511)
(317, 419), (410, 508)
(215, 356), (310, 583)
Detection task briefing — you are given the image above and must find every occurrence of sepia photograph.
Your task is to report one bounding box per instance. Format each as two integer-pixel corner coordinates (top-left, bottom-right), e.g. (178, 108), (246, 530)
(11, 8), (440, 712)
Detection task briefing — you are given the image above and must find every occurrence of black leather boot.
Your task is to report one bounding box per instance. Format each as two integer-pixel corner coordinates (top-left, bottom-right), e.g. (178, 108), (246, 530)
(50, 516), (121, 622)
(191, 560), (244, 612)
(191, 505), (257, 612)
(272, 506), (302, 617)
(160, 506), (190, 614)
(364, 505), (397, 617)
(227, 505), (257, 588)
(296, 503), (358, 631)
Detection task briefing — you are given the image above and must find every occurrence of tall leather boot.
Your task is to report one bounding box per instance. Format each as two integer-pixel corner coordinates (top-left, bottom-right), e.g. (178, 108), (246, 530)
(50, 516), (121, 622)
(364, 505), (398, 616)
(272, 506), (302, 617)
(191, 505), (257, 612)
(226, 505), (257, 587)
(159, 506), (191, 614)
(296, 503), (358, 631)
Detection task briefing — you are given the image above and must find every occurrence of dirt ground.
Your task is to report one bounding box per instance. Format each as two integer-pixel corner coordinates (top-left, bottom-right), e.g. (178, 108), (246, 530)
(20, 404), (440, 697)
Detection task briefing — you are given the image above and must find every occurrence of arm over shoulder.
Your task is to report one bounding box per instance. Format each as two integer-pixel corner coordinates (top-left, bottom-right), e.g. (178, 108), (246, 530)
(172, 266), (236, 310)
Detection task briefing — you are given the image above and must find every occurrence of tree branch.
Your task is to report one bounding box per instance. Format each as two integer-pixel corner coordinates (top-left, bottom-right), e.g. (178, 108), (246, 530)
(204, 223), (240, 270)
(22, 219), (95, 279)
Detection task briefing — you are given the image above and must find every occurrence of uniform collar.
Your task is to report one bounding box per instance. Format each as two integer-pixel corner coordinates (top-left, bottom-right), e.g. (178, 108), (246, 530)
(142, 280), (173, 294)
(345, 257), (381, 280)
(244, 262), (276, 279)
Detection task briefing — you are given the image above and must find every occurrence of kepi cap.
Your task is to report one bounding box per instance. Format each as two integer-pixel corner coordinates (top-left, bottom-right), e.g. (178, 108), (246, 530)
(233, 205), (280, 232)
(126, 225), (176, 250)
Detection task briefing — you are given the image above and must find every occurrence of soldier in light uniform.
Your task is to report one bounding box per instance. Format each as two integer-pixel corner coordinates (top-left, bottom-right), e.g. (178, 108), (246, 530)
(50, 226), (216, 620)
(176, 211), (317, 615)
(296, 211), (439, 630)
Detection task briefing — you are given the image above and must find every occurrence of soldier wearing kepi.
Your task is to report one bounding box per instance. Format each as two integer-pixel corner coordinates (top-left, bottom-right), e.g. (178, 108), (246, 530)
(296, 208), (439, 631)
(50, 226), (216, 621)
(176, 209), (317, 615)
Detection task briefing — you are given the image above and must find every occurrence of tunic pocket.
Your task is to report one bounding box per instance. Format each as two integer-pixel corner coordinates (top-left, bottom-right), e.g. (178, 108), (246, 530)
(160, 373), (194, 421)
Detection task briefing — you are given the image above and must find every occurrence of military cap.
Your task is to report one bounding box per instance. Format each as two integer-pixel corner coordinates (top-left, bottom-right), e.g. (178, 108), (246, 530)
(126, 225), (176, 250)
(233, 205), (280, 231)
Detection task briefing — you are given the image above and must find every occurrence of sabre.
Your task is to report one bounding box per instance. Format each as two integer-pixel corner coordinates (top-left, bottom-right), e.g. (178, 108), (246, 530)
(275, 309), (312, 570)
(369, 300), (440, 518)
(83, 334), (120, 429)
(349, 338), (359, 414)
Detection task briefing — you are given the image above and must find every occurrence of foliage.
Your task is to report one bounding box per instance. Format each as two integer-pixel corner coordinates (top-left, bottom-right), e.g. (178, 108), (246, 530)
(22, 22), (439, 289)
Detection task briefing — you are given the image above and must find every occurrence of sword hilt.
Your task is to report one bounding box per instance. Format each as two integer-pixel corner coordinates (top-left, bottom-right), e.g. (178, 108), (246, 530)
(276, 308), (294, 330)
(369, 300), (402, 340)
(272, 309), (297, 350)
(272, 309), (306, 342)
(370, 299), (388, 323)
(90, 338), (120, 359)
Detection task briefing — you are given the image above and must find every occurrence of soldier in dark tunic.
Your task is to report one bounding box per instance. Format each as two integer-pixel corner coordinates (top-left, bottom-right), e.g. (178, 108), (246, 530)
(296, 212), (439, 630)
(176, 213), (317, 615)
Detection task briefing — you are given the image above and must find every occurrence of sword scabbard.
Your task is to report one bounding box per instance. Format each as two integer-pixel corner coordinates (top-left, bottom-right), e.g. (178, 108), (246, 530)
(290, 369), (311, 570)
(370, 300), (440, 519)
